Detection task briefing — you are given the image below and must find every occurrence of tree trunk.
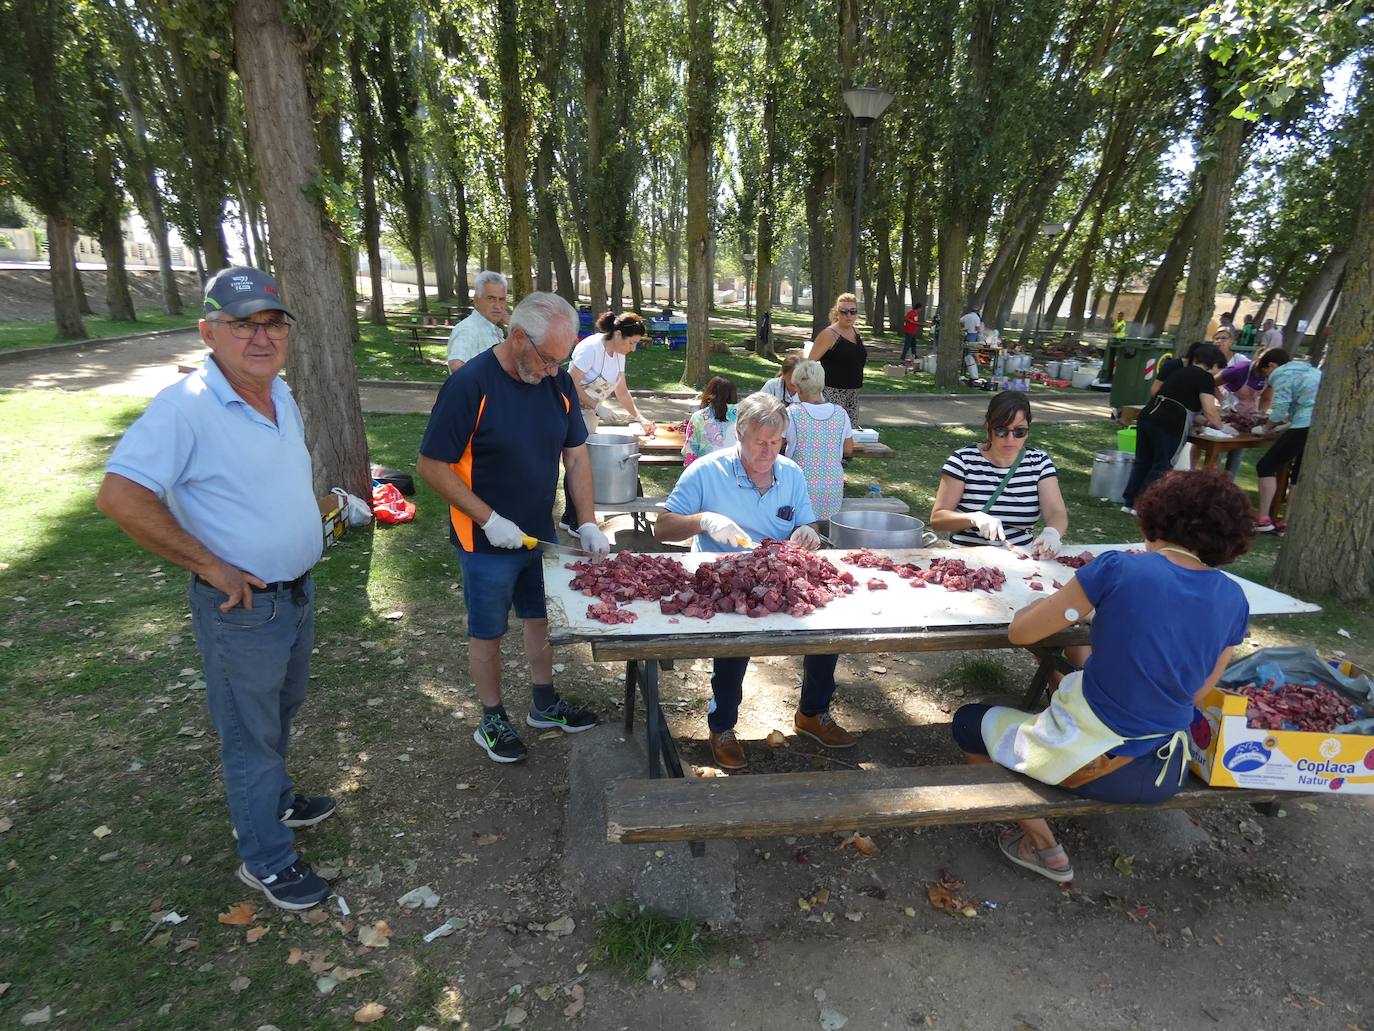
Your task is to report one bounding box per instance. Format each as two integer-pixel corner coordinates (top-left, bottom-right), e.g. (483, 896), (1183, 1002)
(804, 156), (832, 338)
(1284, 247), (1348, 351)
(455, 180), (470, 300)
(74, 261), (93, 316)
(791, 230), (802, 313)
(431, 223), (454, 300)
(1273, 151), (1374, 601)
(232, 0), (369, 497)
(877, 218), (901, 333)
(47, 214), (87, 339)
(897, 172), (914, 309)
(348, 36), (385, 326)
(1136, 195), (1202, 336)
(610, 252), (624, 311)
(628, 247), (645, 313)
(683, 0), (714, 389)
(1174, 117), (1246, 347)
(914, 209), (933, 313)
(935, 212), (967, 388)
(497, 0), (533, 298)
(92, 133), (137, 322)
(830, 0), (858, 299)
(1308, 268), (1344, 366)
(752, 0), (785, 356)
(485, 238), (501, 276)
(1253, 252), (1296, 324)
(860, 249), (877, 328)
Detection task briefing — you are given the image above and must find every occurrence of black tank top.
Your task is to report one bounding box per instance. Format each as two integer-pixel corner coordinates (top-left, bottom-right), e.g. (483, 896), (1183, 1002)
(818, 329), (867, 389)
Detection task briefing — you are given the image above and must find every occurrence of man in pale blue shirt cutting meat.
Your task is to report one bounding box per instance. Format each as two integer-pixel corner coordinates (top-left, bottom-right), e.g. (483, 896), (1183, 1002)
(655, 392), (857, 771)
(97, 267), (335, 911)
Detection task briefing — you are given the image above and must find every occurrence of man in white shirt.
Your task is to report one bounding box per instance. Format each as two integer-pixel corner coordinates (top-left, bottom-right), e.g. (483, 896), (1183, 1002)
(446, 271), (509, 372)
(960, 308), (982, 343)
(1260, 318), (1283, 349)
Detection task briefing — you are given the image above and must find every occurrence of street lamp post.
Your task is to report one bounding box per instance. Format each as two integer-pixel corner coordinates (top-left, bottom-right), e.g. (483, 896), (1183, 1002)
(1033, 221), (1066, 348)
(843, 87), (895, 297)
(742, 251), (756, 320)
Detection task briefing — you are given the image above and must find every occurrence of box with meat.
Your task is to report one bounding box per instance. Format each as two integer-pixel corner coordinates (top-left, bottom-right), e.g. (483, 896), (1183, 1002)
(1189, 650), (1374, 795)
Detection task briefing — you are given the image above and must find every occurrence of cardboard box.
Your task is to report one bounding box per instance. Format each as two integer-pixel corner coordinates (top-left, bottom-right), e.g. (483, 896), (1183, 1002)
(1189, 660), (1374, 795)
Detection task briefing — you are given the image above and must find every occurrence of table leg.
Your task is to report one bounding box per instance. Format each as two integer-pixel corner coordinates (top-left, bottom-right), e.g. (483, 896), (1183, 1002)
(623, 660), (638, 734)
(1021, 650), (1058, 709)
(640, 660), (664, 780)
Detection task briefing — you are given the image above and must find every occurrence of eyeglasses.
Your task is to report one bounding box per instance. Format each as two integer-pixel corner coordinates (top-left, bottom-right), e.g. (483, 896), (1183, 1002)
(993, 426), (1030, 439)
(523, 331), (562, 372)
(217, 317), (290, 341)
(838, 308), (859, 316)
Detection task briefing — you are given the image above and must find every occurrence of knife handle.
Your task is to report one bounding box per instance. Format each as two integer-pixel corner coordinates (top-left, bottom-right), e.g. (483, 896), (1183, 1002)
(520, 536), (539, 550)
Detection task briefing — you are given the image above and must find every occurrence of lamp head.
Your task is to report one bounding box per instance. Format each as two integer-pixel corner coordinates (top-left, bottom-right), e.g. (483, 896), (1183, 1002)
(843, 87), (895, 126)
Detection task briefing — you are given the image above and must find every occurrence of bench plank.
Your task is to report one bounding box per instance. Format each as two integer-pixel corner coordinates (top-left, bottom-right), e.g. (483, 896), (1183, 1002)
(605, 763), (1278, 843)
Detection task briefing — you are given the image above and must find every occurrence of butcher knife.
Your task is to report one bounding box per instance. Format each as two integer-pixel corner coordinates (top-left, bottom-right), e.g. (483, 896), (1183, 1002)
(521, 535), (592, 558)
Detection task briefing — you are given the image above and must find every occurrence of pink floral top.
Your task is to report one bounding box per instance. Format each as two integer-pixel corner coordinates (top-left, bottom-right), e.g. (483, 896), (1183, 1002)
(682, 405), (738, 466)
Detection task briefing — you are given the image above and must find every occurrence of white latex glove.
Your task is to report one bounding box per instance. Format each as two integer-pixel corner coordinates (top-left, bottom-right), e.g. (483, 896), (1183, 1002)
(968, 511), (1007, 543)
(481, 511), (526, 549)
(637, 416), (657, 436)
(1031, 525), (1062, 559)
(789, 524), (821, 551)
(699, 512), (751, 548)
(594, 403), (616, 422)
(577, 521), (610, 560)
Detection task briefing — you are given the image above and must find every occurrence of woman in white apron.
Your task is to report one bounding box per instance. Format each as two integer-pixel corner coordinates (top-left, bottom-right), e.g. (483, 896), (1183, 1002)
(950, 470), (1254, 883)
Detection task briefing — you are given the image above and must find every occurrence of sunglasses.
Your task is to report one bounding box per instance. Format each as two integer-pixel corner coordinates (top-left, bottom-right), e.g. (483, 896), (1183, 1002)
(838, 308), (859, 316)
(993, 426), (1030, 439)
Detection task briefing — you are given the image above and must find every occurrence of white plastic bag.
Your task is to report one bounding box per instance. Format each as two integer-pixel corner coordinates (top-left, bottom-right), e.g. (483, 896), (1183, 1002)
(331, 487), (374, 528)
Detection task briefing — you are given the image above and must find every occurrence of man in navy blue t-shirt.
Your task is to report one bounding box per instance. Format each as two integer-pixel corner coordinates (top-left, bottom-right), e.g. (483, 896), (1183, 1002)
(419, 293), (609, 763)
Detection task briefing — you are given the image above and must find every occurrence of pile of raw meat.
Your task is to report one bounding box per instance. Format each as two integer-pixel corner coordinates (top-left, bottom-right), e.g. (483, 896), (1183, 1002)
(1223, 410), (1267, 434)
(841, 550), (1006, 593)
(567, 552), (690, 625)
(661, 539), (857, 619)
(1056, 551), (1096, 569)
(1234, 680), (1358, 733)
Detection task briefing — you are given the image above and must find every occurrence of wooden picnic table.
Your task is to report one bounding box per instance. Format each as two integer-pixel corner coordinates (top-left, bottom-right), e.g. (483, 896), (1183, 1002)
(1188, 428), (1290, 519)
(544, 544), (1318, 785)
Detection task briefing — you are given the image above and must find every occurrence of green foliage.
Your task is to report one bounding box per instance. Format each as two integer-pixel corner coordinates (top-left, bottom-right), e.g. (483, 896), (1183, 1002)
(593, 905), (714, 977)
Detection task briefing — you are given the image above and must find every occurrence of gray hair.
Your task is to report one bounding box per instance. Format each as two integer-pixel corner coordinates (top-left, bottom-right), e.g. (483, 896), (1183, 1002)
(508, 292), (577, 345)
(791, 359), (825, 398)
(736, 391), (789, 436)
(473, 270), (508, 297)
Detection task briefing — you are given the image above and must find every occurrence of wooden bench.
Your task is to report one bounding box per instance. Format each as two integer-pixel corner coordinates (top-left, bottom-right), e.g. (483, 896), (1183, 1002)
(605, 763), (1280, 845)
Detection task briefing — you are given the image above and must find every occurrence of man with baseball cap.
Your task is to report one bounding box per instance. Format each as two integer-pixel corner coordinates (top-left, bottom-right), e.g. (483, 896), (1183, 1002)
(97, 266), (336, 910)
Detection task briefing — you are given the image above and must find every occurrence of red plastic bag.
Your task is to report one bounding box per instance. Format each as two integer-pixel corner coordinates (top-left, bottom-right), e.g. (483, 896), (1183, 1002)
(372, 482), (416, 524)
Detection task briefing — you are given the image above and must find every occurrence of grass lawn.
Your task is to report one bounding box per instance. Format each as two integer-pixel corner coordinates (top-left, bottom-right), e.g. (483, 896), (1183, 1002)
(2, 389), (1364, 1027)
(0, 309), (200, 352)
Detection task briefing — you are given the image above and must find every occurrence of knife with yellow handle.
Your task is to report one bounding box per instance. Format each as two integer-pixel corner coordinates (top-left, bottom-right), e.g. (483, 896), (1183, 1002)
(521, 535), (592, 558)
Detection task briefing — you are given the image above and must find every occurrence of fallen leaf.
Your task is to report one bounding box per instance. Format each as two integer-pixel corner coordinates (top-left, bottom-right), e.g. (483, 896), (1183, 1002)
(814, 888), (830, 904)
(1299, 802), (1319, 813)
(383, 610), (404, 620)
(475, 833), (501, 846)
(316, 976), (339, 996)
(692, 765), (726, 778)
(333, 966), (369, 982)
(245, 926), (269, 944)
(676, 978), (696, 992)
(534, 985), (557, 1002)
(819, 1007), (849, 1030)
(835, 832), (879, 856)
(300, 908), (329, 926)
(1114, 854), (1135, 877)
(544, 915), (575, 937)
(845, 911), (863, 923)
(798, 897), (812, 911)
(0, 817), (12, 833)
(218, 901), (258, 926)
(869, 665), (888, 675)
(1337, 628), (1351, 639)
(353, 1001), (386, 1024)
(229, 975), (251, 993)
(563, 983), (585, 1017)
(926, 884), (961, 913)
(287, 947), (304, 966)
(397, 885), (440, 910)
(358, 920), (392, 948)
(960, 907), (978, 918)
(903, 907), (917, 918)
(19, 1007), (51, 1026)
(502, 1006), (527, 1026)
(93, 824), (113, 839)
(766, 730), (788, 749)
(174, 939), (199, 953)
(306, 953), (334, 975)
(0, 983), (9, 997)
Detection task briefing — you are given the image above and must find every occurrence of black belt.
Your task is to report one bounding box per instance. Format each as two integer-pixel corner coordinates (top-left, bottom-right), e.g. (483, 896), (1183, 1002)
(195, 572), (310, 593)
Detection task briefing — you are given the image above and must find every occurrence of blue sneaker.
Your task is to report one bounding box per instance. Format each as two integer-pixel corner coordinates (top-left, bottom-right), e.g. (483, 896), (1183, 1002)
(237, 859), (330, 910)
(527, 697), (597, 733)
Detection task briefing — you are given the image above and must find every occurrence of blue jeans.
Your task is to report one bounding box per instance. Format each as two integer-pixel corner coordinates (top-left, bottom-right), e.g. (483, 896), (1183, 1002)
(455, 547), (546, 639)
(189, 575), (314, 878)
(708, 654), (839, 733)
(1122, 413), (1186, 508)
(901, 333), (918, 361)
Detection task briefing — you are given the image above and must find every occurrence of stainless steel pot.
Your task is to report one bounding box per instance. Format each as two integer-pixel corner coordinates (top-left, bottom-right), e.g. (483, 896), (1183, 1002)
(585, 431), (643, 503)
(827, 509), (938, 550)
(1089, 450), (1135, 503)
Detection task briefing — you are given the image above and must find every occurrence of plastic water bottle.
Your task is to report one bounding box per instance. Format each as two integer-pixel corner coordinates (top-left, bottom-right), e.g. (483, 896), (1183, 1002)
(868, 485), (882, 499)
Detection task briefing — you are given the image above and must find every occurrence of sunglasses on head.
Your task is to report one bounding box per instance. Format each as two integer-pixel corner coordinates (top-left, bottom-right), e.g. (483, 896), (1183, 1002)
(993, 426), (1030, 439)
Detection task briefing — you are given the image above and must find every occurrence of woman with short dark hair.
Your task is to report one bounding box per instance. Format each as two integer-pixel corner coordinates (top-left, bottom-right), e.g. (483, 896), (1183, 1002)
(930, 391), (1068, 558)
(951, 470), (1254, 883)
(682, 376), (739, 465)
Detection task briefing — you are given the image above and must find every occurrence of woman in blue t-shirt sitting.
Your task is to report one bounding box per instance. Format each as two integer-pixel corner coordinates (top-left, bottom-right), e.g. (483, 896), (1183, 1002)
(950, 470), (1254, 883)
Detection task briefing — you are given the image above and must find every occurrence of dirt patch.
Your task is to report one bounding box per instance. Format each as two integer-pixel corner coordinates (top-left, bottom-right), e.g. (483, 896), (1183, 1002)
(0, 268), (201, 320)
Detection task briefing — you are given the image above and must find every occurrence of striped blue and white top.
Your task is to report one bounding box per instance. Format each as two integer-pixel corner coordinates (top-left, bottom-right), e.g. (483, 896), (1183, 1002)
(941, 445), (1058, 547)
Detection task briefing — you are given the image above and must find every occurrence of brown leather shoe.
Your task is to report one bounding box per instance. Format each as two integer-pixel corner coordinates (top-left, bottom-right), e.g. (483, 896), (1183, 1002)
(794, 710), (857, 749)
(708, 729), (747, 770)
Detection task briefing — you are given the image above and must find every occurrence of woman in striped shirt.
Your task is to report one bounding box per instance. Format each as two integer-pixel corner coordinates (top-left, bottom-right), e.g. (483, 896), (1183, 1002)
(930, 391), (1068, 557)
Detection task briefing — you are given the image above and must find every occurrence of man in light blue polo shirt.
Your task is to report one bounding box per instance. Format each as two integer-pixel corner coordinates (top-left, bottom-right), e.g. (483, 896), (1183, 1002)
(656, 392), (857, 771)
(97, 267), (335, 911)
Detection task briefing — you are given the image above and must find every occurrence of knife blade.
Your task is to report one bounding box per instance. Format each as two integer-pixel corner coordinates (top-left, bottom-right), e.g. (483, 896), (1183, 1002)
(521, 535), (592, 558)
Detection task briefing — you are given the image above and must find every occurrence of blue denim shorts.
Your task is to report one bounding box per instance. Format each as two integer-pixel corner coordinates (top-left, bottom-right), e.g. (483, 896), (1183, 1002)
(456, 547), (547, 639)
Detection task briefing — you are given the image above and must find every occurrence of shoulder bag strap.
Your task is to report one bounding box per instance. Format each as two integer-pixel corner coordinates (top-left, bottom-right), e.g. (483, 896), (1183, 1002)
(980, 445), (1027, 513)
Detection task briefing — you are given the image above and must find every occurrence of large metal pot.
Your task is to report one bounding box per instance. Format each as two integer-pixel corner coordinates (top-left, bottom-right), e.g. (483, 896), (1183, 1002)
(1089, 450), (1135, 503)
(585, 432), (642, 503)
(828, 509), (938, 550)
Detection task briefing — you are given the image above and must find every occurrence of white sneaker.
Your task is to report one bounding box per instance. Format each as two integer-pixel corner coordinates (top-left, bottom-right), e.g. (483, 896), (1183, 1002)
(1120, 505), (1136, 515)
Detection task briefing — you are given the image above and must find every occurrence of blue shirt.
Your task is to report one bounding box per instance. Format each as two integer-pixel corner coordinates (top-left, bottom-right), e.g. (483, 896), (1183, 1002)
(419, 347), (586, 553)
(1266, 360), (1322, 429)
(105, 355), (322, 582)
(663, 445), (817, 553)
(1076, 550), (1249, 754)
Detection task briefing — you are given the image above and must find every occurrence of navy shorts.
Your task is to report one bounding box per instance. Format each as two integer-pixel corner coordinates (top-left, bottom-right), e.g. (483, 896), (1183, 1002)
(952, 703), (1186, 805)
(455, 548), (547, 639)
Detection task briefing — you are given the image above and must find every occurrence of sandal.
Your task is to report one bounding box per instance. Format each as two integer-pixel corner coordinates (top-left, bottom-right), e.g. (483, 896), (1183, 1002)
(998, 829), (1074, 883)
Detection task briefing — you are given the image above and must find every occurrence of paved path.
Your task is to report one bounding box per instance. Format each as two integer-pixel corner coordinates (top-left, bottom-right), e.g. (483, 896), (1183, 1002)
(1, 329), (1113, 428)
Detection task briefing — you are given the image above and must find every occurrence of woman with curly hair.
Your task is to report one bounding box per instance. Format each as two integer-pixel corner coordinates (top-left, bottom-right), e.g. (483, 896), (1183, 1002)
(949, 470), (1254, 884)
